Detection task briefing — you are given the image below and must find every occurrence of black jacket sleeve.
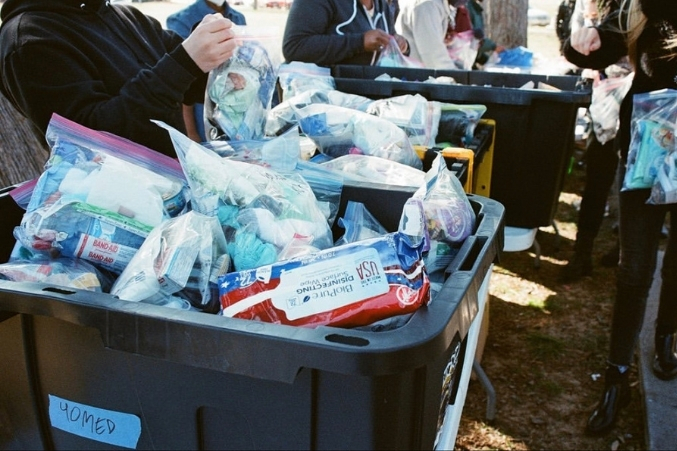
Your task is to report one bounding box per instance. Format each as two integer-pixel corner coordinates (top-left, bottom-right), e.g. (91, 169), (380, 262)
(562, 10), (628, 70)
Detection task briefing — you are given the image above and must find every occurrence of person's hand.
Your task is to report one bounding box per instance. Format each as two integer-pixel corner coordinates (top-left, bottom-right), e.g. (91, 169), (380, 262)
(182, 14), (237, 73)
(394, 34), (409, 54)
(363, 29), (391, 52)
(570, 26), (601, 55)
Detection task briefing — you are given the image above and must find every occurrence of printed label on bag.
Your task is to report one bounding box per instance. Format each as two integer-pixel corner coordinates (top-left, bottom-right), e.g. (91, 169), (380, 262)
(270, 247), (389, 320)
(48, 394), (141, 449)
(70, 233), (138, 272)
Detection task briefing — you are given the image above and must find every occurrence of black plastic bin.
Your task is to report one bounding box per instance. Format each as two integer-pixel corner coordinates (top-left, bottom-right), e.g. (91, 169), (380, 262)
(0, 181), (504, 450)
(331, 65), (591, 228)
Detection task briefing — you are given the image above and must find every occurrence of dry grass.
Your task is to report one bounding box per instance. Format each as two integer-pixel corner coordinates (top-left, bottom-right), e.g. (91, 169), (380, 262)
(454, 162), (646, 450)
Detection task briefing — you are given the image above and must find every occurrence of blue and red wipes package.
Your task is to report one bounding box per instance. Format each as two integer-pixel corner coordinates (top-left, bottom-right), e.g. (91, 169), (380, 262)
(218, 230), (430, 328)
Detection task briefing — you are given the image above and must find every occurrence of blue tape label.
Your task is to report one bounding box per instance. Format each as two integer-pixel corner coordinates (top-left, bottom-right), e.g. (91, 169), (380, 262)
(48, 394), (141, 449)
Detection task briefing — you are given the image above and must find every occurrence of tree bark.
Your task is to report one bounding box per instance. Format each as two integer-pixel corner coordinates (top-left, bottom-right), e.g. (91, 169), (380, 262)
(0, 94), (48, 188)
(484, 0), (529, 48)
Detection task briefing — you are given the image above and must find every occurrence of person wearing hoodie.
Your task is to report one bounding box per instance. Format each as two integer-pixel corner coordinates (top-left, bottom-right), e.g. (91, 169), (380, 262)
(167, 0), (247, 143)
(0, 0), (237, 158)
(563, 0), (677, 436)
(282, 0), (409, 67)
(395, 0), (460, 69)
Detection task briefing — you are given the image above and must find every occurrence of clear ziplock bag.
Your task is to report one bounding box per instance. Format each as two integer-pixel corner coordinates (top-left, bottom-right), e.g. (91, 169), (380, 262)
(111, 211), (229, 313)
(648, 147), (677, 204)
(265, 88), (373, 136)
(205, 26), (281, 141)
(293, 103), (423, 169)
(446, 30), (480, 70)
(366, 94), (440, 147)
(276, 61), (336, 101)
(589, 71), (634, 145)
(320, 154), (425, 188)
(623, 89), (677, 192)
(334, 201), (388, 246)
(13, 115), (189, 273)
(155, 121), (334, 272)
(414, 153), (475, 274)
(0, 257), (111, 292)
(375, 35), (424, 68)
(204, 128), (344, 226)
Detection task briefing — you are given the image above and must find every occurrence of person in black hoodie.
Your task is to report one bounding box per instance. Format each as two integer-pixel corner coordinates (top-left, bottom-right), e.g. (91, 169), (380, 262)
(563, 0), (677, 436)
(0, 0), (237, 158)
(282, 0), (409, 67)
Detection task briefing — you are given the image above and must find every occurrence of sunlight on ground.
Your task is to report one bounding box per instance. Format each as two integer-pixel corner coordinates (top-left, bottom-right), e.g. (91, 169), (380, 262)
(489, 268), (557, 307)
(455, 419), (528, 451)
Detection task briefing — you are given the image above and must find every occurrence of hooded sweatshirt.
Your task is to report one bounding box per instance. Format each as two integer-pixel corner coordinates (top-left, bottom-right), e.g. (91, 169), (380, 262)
(0, 0), (207, 157)
(282, 0), (395, 66)
(563, 1), (677, 162)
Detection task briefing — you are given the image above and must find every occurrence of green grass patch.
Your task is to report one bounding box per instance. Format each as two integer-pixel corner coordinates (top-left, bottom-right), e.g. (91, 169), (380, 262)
(527, 332), (566, 361)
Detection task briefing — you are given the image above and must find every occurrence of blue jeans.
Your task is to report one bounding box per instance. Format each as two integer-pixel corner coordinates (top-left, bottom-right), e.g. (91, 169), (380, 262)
(608, 184), (677, 366)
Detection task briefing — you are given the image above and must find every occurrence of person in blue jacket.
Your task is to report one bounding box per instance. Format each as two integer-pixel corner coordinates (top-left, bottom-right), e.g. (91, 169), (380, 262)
(167, 0), (247, 142)
(282, 0), (409, 67)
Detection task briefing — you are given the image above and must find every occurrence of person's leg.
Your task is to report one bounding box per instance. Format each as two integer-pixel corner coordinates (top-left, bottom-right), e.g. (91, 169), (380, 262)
(654, 210), (677, 379)
(586, 188), (666, 436)
(608, 189), (665, 366)
(600, 162), (622, 267)
(560, 137), (619, 282)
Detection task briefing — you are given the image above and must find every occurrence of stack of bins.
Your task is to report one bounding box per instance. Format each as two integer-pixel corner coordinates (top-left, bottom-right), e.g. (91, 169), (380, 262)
(331, 65), (592, 229)
(0, 180), (504, 450)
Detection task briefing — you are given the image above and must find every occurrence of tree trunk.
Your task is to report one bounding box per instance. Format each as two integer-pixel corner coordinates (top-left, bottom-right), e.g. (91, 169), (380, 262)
(0, 94), (48, 188)
(484, 0), (529, 48)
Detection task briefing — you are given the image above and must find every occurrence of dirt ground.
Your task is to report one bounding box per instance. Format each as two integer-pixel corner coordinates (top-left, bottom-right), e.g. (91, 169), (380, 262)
(454, 158), (646, 450)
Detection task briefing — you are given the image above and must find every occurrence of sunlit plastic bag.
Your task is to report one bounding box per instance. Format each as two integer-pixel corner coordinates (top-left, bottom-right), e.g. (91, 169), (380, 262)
(414, 154), (475, 274)
(446, 30), (480, 70)
(13, 115), (189, 273)
(293, 103), (423, 169)
(265, 88), (373, 136)
(0, 257), (110, 292)
(320, 154), (425, 187)
(202, 127), (345, 227)
(205, 26), (281, 141)
(111, 211), (228, 312)
(334, 201), (389, 246)
(277, 61), (335, 101)
(623, 89), (677, 192)
(589, 71), (634, 145)
(155, 121), (334, 271)
(375, 36), (425, 68)
(366, 94), (440, 147)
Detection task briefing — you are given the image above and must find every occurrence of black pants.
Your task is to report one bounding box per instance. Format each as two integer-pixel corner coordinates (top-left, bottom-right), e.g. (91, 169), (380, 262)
(574, 135), (619, 256)
(608, 186), (677, 366)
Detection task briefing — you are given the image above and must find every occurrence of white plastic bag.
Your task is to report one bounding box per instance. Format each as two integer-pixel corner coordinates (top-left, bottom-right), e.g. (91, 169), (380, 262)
(155, 121), (334, 271)
(111, 211), (228, 312)
(294, 103), (423, 169)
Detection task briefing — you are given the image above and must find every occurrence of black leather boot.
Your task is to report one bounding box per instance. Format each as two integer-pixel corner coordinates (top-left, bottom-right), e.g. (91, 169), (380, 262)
(585, 365), (630, 436)
(558, 254), (593, 283)
(653, 331), (677, 381)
